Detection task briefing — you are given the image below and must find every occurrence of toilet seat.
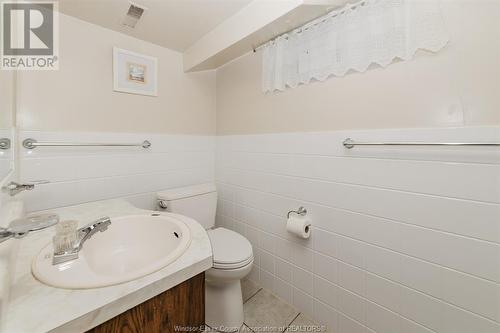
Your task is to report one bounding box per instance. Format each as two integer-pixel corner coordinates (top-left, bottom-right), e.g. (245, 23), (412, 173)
(208, 228), (253, 270)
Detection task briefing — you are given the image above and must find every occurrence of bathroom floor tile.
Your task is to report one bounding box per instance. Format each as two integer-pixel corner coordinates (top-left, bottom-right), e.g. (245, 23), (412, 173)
(286, 314), (326, 333)
(205, 324), (253, 333)
(244, 289), (300, 333)
(204, 324), (216, 332)
(240, 324), (255, 333)
(242, 278), (262, 303)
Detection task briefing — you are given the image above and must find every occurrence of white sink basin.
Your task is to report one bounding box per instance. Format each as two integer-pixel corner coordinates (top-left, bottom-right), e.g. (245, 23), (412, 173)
(32, 213), (191, 289)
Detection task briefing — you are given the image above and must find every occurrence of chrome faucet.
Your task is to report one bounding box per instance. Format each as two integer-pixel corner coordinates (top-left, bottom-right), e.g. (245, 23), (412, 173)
(0, 213), (60, 243)
(53, 216), (111, 265)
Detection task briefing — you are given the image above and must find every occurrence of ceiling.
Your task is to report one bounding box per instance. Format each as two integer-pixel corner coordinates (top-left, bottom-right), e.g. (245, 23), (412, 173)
(59, 0), (350, 71)
(182, 0), (349, 71)
(58, 0), (253, 52)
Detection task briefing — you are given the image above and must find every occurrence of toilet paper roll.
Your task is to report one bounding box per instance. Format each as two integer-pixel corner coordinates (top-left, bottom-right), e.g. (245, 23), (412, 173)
(286, 215), (311, 239)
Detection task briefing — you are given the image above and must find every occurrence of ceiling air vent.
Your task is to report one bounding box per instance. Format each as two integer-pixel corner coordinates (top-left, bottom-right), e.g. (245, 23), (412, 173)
(122, 3), (146, 28)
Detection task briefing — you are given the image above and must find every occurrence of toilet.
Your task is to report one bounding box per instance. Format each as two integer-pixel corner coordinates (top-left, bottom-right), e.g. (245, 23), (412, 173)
(157, 183), (253, 332)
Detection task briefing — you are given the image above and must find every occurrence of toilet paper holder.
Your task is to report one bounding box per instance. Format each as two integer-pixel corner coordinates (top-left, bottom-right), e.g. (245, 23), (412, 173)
(287, 206), (307, 219)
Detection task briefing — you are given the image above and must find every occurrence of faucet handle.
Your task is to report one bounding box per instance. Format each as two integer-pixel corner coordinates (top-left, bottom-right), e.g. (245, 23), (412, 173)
(53, 221), (78, 255)
(55, 220), (78, 235)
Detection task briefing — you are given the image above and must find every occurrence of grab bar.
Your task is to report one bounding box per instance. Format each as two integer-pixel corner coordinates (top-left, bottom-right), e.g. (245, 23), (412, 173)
(22, 138), (151, 149)
(343, 138), (500, 149)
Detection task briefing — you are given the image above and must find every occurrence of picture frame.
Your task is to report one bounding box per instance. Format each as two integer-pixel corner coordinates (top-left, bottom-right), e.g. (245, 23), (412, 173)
(113, 47), (158, 96)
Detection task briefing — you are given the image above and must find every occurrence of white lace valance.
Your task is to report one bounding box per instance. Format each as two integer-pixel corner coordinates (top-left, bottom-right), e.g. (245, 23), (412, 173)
(262, 0), (450, 93)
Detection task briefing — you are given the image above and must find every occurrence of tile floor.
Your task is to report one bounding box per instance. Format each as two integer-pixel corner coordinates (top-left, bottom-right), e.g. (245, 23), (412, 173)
(240, 279), (326, 333)
(206, 279), (326, 333)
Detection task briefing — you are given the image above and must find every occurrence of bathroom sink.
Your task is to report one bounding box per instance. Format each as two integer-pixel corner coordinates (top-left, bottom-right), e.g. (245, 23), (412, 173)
(32, 213), (191, 289)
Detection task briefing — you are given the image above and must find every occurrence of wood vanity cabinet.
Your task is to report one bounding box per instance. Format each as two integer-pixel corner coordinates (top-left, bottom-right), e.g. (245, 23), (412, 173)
(87, 272), (205, 333)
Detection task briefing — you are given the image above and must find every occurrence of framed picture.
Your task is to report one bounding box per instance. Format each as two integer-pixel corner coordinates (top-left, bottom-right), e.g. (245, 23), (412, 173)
(113, 47), (158, 96)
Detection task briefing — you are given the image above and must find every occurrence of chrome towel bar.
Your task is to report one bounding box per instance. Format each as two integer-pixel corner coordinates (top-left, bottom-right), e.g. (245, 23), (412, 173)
(22, 138), (151, 149)
(343, 138), (500, 149)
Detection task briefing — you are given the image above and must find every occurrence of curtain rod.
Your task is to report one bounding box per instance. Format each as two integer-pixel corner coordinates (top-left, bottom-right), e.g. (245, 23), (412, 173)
(253, 0), (366, 53)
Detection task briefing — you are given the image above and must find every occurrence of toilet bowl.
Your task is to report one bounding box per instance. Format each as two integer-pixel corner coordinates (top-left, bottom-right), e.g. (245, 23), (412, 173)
(157, 184), (253, 332)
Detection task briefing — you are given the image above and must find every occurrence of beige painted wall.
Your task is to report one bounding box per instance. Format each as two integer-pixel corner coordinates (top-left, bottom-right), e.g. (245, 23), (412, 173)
(17, 14), (216, 135)
(0, 71), (14, 184)
(216, 1), (500, 135)
(0, 71), (14, 129)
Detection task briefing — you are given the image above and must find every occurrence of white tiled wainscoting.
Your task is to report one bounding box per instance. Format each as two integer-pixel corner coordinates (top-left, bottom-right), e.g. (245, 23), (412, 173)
(18, 131), (215, 212)
(215, 127), (500, 333)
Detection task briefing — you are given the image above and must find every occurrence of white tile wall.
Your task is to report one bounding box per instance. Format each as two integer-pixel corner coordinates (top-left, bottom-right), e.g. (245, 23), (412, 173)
(215, 127), (500, 333)
(18, 130), (215, 212)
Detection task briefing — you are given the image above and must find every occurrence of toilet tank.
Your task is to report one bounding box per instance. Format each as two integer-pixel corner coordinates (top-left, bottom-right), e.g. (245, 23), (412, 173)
(157, 183), (217, 229)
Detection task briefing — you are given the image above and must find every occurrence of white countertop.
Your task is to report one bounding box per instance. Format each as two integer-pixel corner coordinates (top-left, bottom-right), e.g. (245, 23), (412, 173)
(4, 199), (213, 333)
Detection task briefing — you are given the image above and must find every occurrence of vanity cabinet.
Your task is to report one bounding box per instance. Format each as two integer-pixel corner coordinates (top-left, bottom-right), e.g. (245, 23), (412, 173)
(87, 273), (205, 333)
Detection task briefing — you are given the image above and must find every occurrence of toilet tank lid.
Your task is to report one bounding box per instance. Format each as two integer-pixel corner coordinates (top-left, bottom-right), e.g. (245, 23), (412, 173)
(157, 183), (216, 201)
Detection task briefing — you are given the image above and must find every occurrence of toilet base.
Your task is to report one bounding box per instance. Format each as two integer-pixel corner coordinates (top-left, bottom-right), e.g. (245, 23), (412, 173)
(205, 261), (253, 333)
(206, 278), (243, 332)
